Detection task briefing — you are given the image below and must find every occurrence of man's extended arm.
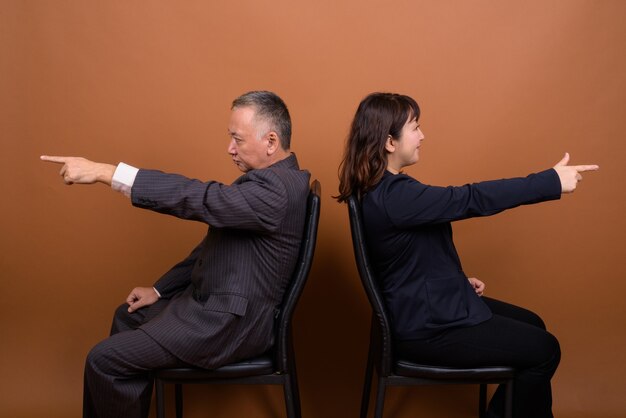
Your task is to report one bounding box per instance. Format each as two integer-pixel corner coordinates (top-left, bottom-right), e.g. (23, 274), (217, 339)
(40, 155), (140, 196)
(40, 156), (116, 185)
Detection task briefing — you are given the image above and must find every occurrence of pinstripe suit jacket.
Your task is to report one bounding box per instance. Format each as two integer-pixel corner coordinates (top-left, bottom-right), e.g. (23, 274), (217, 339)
(130, 154), (310, 369)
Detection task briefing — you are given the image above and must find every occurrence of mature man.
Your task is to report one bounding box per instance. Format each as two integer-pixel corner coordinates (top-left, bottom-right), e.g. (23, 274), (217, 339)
(41, 91), (311, 418)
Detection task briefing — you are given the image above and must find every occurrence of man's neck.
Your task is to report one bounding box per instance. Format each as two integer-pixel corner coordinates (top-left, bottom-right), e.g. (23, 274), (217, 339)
(266, 150), (291, 167)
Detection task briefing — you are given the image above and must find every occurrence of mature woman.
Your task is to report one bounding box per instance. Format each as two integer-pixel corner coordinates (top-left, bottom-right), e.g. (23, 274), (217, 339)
(337, 92), (598, 418)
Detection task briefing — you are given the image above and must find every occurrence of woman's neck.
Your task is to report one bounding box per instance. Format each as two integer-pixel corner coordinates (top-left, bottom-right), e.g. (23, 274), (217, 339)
(386, 164), (401, 174)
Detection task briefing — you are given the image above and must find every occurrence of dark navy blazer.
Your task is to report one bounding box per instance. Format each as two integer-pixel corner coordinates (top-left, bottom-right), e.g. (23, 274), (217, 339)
(362, 169), (561, 340)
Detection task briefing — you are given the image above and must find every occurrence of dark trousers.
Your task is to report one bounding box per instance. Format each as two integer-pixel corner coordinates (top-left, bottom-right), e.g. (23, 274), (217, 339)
(396, 297), (561, 418)
(83, 301), (186, 418)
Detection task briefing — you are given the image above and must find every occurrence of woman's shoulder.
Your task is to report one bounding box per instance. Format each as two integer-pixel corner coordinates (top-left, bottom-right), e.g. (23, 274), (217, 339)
(364, 172), (428, 210)
(376, 171), (427, 195)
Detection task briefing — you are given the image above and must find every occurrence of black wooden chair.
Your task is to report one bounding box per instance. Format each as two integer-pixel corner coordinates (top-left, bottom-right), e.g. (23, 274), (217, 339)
(347, 194), (514, 418)
(154, 180), (321, 418)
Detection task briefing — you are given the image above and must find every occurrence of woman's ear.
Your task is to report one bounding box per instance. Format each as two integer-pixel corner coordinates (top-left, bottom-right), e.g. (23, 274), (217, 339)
(385, 135), (395, 153)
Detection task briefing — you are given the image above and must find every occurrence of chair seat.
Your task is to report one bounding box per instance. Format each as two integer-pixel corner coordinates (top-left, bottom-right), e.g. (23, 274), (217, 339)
(156, 355), (275, 381)
(395, 360), (515, 380)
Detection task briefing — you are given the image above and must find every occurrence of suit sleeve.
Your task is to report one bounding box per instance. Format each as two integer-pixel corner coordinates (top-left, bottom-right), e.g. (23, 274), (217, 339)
(130, 168), (288, 232)
(384, 169), (562, 227)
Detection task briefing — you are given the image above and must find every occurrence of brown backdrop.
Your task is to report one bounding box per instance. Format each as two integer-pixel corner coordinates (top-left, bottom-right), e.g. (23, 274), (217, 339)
(2, 1), (625, 417)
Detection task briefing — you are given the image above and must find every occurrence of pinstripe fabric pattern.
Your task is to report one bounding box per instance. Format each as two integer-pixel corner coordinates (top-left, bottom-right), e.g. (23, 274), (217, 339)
(133, 153), (310, 368)
(84, 154), (310, 418)
(84, 330), (183, 418)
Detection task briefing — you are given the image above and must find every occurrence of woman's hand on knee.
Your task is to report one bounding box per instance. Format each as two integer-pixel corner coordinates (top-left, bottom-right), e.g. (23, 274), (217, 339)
(468, 277), (485, 296)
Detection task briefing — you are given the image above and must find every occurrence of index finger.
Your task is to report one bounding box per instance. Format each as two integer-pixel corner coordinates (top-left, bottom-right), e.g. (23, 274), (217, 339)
(40, 155), (68, 164)
(574, 164), (600, 172)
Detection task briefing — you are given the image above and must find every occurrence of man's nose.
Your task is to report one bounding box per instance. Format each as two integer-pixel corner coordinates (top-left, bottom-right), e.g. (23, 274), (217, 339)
(227, 140), (236, 154)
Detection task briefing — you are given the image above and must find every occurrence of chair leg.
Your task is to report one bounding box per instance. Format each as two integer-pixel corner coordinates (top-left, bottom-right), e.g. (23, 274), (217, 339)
(373, 377), (386, 418)
(282, 342), (302, 418)
(479, 384), (487, 418)
(155, 379), (165, 418)
(290, 372), (303, 418)
(292, 374), (303, 418)
(360, 346), (375, 418)
(289, 350), (303, 418)
(504, 380), (513, 418)
(284, 374), (299, 418)
(175, 384), (183, 418)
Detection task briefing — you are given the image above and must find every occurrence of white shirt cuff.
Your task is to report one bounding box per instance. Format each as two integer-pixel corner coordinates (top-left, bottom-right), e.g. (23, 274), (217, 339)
(153, 287), (162, 298)
(111, 162), (139, 198)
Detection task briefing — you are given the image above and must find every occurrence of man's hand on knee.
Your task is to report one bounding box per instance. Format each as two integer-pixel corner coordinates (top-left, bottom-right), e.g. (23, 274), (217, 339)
(126, 287), (160, 313)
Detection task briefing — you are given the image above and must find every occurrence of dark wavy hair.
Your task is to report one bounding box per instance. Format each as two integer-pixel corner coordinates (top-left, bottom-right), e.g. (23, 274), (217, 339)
(232, 90), (292, 150)
(336, 92), (420, 202)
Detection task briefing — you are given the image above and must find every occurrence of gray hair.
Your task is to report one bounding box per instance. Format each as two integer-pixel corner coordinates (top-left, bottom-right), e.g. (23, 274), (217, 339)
(232, 91), (292, 150)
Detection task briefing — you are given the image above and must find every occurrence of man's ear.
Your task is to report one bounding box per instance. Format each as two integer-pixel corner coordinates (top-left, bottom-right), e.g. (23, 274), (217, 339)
(266, 132), (280, 155)
(385, 135), (395, 153)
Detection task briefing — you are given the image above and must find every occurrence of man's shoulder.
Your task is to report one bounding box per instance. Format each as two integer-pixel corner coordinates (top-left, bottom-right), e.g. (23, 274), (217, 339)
(245, 166), (310, 200)
(247, 155), (310, 188)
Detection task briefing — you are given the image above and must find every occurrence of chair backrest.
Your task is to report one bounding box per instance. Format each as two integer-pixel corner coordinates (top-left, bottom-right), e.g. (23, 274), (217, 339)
(274, 180), (321, 371)
(347, 194), (394, 376)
